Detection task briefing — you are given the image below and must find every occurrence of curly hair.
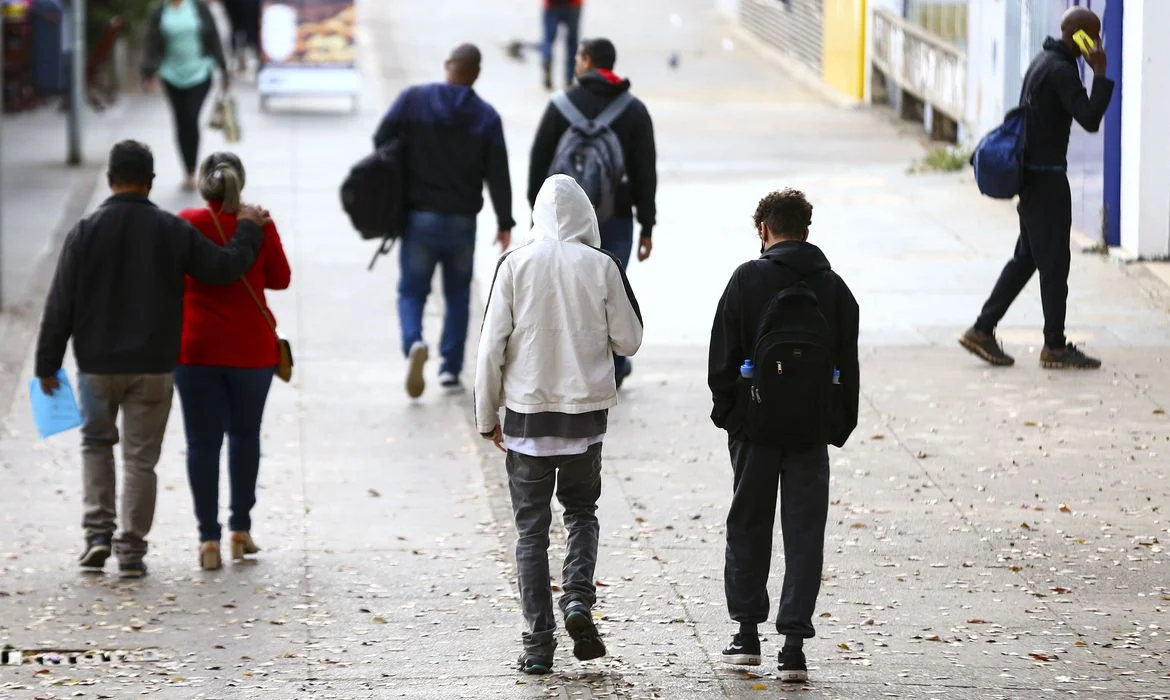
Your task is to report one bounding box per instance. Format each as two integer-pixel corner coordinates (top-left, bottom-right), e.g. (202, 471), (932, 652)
(753, 188), (813, 238)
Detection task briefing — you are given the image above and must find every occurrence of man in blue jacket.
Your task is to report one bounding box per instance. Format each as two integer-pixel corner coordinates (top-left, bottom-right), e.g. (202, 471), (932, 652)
(374, 44), (515, 398)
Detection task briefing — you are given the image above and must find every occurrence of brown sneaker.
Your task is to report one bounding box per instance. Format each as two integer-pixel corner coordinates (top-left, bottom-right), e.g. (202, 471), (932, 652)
(959, 327), (1015, 366)
(1040, 343), (1101, 370)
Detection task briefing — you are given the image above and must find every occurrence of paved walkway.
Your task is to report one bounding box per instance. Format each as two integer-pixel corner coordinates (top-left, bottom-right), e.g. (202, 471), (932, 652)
(1, 0), (1167, 698)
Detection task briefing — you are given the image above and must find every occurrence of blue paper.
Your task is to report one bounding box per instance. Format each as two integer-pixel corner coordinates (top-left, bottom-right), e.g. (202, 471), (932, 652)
(29, 370), (83, 440)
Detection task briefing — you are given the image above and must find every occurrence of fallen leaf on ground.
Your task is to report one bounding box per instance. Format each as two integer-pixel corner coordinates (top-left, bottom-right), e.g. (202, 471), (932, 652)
(1058, 504), (1072, 513)
(838, 642), (850, 650)
(1029, 653), (1056, 662)
(368, 489), (381, 498)
(750, 683), (768, 690)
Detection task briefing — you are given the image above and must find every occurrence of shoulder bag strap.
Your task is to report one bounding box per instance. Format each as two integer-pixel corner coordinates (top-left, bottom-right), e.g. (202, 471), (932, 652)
(551, 90), (589, 127)
(594, 91), (634, 128)
(205, 208), (277, 337)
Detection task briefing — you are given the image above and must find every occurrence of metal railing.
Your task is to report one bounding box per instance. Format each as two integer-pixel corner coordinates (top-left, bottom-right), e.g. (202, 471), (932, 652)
(871, 7), (966, 121)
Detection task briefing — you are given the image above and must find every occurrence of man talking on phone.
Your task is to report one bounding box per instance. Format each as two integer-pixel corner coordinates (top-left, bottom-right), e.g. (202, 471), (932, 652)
(960, 7), (1114, 370)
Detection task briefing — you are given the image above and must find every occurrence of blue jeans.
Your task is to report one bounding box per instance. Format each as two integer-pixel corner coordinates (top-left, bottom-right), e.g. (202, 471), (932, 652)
(600, 217), (634, 375)
(174, 365), (274, 542)
(541, 7), (581, 86)
(398, 211), (477, 376)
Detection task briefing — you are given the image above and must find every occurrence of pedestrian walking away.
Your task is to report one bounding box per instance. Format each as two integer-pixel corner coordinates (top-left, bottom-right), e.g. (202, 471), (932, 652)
(528, 37), (657, 390)
(540, 0), (582, 90)
(219, 0), (260, 75)
(175, 152), (291, 572)
(475, 175), (643, 675)
(960, 6), (1114, 371)
(142, 0), (230, 191)
(33, 141), (270, 579)
(707, 189), (860, 682)
(374, 43), (515, 399)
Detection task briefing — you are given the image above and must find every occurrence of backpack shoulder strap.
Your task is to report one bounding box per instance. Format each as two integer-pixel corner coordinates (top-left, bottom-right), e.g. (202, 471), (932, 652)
(595, 92), (635, 128)
(551, 91), (589, 127)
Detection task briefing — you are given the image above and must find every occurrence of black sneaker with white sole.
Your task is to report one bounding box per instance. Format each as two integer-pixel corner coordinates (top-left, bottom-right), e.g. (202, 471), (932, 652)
(438, 372), (464, 393)
(778, 646), (808, 683)
(721, 632), (761, 666)
(564, 603), (606, 661)
(517, 653), (553, 675)
(118, 561), (147, 579)
(78, 535), (112, 572)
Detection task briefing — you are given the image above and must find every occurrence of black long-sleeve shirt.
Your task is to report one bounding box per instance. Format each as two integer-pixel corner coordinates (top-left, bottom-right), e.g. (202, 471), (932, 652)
(1021, 37), (1115, 169)
(528, 71), (657, 237)
(373, 83), (515, 232)
(35, 193), (263, 377)
(708, 241), (860, 449)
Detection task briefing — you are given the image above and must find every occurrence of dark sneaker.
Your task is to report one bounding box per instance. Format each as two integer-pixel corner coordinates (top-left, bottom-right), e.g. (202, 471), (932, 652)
(564, 604), (606, 661)
(517, 653), (553, 675)
(405, 342), (428, 399)
(721, 632), (761, 666)
(615, 360), (633, 390)
(541, 63), (552, 91)
(1040, 343), (1101, 370)
(959, 327), (1015, 366)
(438, 372), (464, 393)
(118, 561), (147, 579)
(778, 646), (808, 683)
(78, 535), (112, 573)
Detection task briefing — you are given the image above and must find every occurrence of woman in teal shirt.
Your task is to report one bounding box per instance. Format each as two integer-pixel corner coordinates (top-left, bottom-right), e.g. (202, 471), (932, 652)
(142, 0), (229, 190)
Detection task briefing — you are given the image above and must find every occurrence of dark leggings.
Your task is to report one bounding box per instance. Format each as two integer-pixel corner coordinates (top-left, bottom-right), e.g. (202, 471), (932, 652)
(174, 365), (274, 543)
(163, 78), (212, 177)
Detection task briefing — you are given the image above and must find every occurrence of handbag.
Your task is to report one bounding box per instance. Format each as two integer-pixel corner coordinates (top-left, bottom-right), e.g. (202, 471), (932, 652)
(206, 208), (293, 382)
(209, 90), (241, 143)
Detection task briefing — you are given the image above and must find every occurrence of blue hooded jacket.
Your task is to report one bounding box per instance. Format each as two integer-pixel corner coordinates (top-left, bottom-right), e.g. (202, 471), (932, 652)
(374, 83), (515, 231)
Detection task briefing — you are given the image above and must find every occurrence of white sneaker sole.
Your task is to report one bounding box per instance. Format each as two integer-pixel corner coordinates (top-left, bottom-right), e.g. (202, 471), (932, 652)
(779, 669), (808, 683)
(405, 345), (428, 398)
(721, 653), (761, 666)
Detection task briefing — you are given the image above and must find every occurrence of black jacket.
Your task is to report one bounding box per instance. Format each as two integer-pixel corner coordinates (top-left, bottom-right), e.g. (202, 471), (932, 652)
(35, 193), (263, 377)
(374, 83), (515, 232)
(141, 1), (228, 82)
(528, 71), (657, 236)
(1020, 37), (1114, 169)
(708, 241), (860, 448)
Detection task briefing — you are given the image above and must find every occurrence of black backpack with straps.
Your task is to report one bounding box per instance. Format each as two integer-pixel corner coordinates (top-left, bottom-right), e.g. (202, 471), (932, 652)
(743, 262), (837, 447)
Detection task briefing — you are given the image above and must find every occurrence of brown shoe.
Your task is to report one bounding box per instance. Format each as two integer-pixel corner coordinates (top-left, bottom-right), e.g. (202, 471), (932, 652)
(959, 327), (1015, 366)
(230, 531), (260, 561)
(200, 541), (222, 571)
(1040, 343), (1101, 370)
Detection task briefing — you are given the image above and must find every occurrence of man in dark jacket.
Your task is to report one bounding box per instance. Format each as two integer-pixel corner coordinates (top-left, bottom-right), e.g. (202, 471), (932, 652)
(527, 37), (657, 388)
(961, 7), (1113, 370)
(374, 43), (514, 398)
(35, 140), (269, 579)
(708, 189), (859, 683)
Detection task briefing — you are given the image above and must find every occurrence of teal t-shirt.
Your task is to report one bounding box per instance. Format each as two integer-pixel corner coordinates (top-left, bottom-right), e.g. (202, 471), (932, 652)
(158, 0), (214, 89)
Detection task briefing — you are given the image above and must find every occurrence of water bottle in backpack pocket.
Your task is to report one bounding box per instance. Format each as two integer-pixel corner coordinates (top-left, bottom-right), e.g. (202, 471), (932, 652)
(744, 282), (837, 447)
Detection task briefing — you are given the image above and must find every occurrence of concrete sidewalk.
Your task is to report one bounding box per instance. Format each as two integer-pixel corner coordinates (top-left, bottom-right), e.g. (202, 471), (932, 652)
(1, 0), (1167, 698)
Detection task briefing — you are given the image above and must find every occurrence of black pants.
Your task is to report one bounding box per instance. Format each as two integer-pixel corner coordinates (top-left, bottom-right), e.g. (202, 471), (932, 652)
(724, 438), (830, 638)
(975, 171), (1072, 349)
(223, 0), (260, 54)
(163, 78), (212, 177)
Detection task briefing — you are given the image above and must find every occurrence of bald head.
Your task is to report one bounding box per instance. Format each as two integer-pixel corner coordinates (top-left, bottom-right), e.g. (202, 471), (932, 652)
(445, 43), (482, 86)
(1061, 7), (1101, 44)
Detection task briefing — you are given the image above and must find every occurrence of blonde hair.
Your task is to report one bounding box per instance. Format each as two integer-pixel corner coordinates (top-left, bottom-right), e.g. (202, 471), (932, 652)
(198, 152), (245, 214)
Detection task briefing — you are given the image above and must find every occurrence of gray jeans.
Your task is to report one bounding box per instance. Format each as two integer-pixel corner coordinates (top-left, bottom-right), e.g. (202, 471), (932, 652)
(506, 444), (602, 658)
(77, 373), (174, 563)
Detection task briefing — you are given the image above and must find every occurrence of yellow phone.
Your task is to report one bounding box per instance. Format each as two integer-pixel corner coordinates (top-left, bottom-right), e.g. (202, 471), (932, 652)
(1073, 29), (1097, 57)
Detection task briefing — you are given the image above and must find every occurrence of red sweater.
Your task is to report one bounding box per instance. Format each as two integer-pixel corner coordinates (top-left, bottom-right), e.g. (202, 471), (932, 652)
(178, 203), (291, 368)
(544, 0), (582, 8)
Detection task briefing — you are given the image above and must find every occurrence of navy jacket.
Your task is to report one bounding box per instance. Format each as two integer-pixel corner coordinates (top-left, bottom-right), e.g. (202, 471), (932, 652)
(35, 194), (263, 377)
(1020, 37), (1114, 169)
(373, 83), (515, 232)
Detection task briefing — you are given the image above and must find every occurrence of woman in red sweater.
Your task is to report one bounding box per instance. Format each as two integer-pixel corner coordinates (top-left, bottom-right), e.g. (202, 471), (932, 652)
(176, 151), (291, 571)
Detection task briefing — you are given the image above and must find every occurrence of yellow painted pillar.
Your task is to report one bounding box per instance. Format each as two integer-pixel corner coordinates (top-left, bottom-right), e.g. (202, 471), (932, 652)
(822, 0), (867, 100)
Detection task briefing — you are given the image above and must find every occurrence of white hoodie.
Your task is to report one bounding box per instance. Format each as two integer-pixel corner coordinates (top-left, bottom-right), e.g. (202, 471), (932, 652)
(474, 175), (644, 434)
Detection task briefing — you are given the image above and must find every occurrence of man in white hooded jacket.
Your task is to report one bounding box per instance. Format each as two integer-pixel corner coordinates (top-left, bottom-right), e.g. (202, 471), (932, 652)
(475, 174), (643, 674)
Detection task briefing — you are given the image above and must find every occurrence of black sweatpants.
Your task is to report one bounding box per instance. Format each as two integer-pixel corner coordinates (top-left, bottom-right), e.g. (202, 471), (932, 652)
(163, 78), (212, 177)
(975, 171), (1073, 349)
(724, 438), (830, 638)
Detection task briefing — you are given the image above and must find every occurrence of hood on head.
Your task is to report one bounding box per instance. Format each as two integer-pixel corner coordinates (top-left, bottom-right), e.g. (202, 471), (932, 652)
(532, 175), (600, 246)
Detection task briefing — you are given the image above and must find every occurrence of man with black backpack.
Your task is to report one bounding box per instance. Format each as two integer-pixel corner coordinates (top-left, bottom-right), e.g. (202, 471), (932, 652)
(708, 189), (859, 683)
(528, 37), (657, 389)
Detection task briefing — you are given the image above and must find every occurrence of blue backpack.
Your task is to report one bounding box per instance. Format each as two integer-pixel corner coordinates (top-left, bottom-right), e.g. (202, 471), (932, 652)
(971, 107), (1026, 200)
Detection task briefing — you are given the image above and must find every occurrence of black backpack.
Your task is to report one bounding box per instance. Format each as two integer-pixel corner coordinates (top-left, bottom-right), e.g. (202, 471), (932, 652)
(340, 137), (407, 269)
(743, 265), (836, 447)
